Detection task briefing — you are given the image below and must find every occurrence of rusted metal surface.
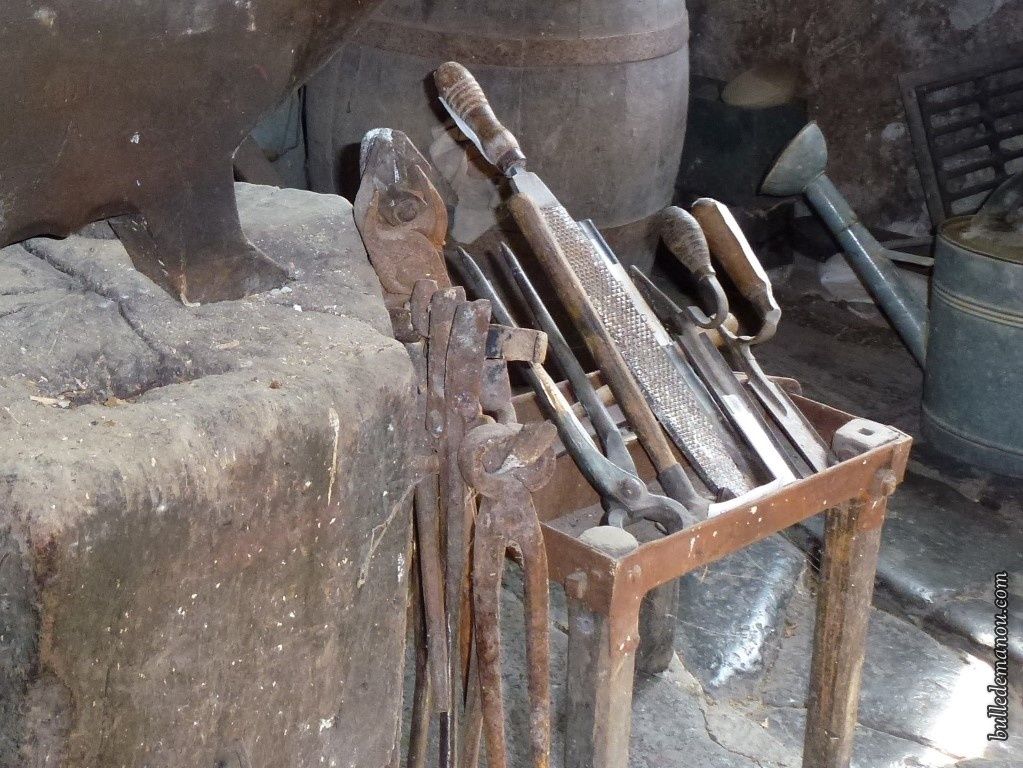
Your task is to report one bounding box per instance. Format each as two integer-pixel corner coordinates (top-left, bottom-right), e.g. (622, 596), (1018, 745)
(438, 295), (487, 764)
(407, 553), (435, 768)
(0, 0), (384, 303)
(564, 536), (640, 768)
(414, 473), (449, 709)
(403, 286), (450, 768)
(559, 438), (910, 644)
(404, 275), (556, 768)
(509, 382), (911, 768)
(460, 421), (557, 768)
(355, 129), (451, 327)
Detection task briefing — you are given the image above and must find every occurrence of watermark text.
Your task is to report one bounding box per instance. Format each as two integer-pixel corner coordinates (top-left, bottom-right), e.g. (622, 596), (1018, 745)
(988, 571), (1010, 742)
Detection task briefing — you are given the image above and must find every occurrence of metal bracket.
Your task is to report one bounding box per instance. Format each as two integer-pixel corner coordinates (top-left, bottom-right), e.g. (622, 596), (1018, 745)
(832, 418), (902, 461)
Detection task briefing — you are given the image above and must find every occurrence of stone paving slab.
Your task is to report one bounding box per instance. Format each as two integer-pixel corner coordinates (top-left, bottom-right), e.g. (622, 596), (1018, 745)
(763, 707), (958, 767)
(675, 533), (807, 697)
(762, 584), (1021, 764)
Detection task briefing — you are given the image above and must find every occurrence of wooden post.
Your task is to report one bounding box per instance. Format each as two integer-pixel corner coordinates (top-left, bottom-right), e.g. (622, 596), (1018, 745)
(802, 493), (887, 768)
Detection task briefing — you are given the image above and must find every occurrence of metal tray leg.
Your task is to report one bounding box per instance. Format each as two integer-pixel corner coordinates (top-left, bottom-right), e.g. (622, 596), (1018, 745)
(565, 572), (639, 768)
(636, 579), (680, 674)
(803, 493), (888, 768)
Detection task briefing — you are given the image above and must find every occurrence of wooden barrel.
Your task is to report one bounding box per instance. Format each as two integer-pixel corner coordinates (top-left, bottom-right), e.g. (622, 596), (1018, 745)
(305, 0), (690, 269)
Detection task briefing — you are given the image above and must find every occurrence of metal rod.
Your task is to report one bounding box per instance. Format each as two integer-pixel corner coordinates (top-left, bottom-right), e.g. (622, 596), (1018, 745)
(495, 243), (636, 474)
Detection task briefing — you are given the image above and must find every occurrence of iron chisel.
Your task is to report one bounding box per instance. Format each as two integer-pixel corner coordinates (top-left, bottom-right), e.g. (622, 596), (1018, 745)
(631, 266), (803, 482)
(690, 198), (835, 473)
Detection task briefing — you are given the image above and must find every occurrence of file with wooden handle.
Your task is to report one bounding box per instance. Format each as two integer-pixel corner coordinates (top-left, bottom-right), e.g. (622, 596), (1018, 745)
(433, 62), (756, 500)
(690, 199), (834, 473)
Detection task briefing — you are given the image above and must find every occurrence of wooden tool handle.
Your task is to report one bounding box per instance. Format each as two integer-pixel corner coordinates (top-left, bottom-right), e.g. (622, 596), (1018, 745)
(508, 193), (681, 477)
(434, 62), (525, 174)
(691, 198), (780, 342)
(659, 206), (715, 278)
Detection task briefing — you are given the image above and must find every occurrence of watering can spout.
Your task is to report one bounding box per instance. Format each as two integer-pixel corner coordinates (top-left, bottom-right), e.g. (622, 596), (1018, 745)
(762, 123), (829, 197)
(762, 122), (929, 366)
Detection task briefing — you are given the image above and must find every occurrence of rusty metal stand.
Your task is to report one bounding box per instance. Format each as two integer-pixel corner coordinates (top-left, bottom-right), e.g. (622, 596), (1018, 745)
(517, 392), (911, 768)
(634, 573), (680, 675)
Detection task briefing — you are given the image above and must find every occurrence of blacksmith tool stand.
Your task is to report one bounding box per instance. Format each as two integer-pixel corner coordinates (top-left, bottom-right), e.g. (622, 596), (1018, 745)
(431, 60), (912, 768)
(515, 387), (910, 768)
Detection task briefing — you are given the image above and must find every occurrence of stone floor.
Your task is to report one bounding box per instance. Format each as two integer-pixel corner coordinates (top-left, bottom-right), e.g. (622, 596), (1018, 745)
(402, 255), (1021, 766)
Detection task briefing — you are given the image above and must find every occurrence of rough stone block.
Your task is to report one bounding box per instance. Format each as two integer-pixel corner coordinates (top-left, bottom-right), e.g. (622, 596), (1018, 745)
(0, 185), (418, 768)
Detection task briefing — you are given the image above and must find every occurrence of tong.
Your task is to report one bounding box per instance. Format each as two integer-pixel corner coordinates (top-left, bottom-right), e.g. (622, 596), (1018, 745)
(453, 247), (701, 534)
(637, 200), (834, 475)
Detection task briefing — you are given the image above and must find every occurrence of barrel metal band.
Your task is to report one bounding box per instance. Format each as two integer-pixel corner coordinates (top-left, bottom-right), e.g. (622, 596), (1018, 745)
(354, 19), (689, 66)
(932, 282), (1023, 329)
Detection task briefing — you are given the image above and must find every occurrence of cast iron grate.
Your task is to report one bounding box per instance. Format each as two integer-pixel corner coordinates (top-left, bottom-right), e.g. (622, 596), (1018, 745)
(901, 43), (1023, 224)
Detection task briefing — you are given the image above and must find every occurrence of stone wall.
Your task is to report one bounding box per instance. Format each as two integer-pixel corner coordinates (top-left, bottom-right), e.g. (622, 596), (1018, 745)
(688, 0), (1023, 232)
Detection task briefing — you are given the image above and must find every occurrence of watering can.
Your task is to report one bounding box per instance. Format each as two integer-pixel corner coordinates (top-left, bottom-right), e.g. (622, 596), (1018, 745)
(762, 122), (1023, 476)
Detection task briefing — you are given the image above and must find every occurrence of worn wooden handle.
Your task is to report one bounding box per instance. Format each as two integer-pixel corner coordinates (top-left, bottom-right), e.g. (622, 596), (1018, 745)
(508, 192), (681, 477)
(434, 61), (525, 173)
(659, 205), (715, 277)
(691, 197), (780, 342)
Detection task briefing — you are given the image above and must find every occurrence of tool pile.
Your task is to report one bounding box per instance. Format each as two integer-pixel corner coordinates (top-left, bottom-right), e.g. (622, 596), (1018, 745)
(355, 128), (556, 768)
(355, 62), (837, 767)
(433, 61), (834, 512)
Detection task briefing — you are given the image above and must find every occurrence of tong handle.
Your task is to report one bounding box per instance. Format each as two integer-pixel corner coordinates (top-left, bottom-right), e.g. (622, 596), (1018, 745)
(692, 198), (780, 344)
(434, 62), (525, 174)
(658, 206), (729, 329)
(659, 206), (715, 278)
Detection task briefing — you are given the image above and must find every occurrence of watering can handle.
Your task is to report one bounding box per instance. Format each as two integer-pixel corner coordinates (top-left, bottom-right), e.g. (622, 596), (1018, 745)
(691, 198), (781, 345)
